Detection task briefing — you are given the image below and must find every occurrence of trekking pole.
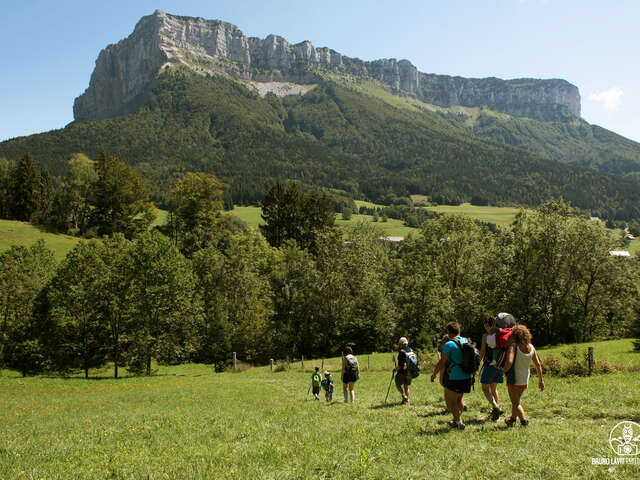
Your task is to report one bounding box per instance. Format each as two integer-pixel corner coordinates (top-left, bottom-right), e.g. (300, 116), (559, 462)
(384, 371), (395, 404)
(306, 385), (311, 399)
(384, 355), (397, 404)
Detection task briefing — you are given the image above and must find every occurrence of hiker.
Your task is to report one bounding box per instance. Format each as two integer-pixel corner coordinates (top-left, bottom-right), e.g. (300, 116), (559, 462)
(321, 370), (334, 402)
(503, 324), (545, 427)
(341, 346), (359, 403)
(430, 322), (475, 429)
(479, 315), (504, 420)
(311, 366), (322, 401)
(394, 337), (416, 405)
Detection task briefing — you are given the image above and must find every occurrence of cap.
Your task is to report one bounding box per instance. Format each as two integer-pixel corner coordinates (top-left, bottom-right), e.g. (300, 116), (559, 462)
(399, 336), (408, 346)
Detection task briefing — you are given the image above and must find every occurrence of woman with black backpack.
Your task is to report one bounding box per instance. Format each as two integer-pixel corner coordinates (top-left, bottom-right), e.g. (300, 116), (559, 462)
(341, 346), (359, 403)
(430, 322), (475, 430)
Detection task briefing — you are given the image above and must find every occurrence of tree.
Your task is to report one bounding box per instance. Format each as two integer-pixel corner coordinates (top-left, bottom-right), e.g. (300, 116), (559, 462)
(46, 241), (109, 378)
(418, 214), (491, 332)
(0, 241), (56, 375)
(51, 154), (98, 233)
(126, 231), (200, 375)
(260, 180), (335, 252)
(313, 224), (396, 354)
(89, 152), (155, 238)
(392, 236), (453, 348)
(342, 207), (352, 220)
(11, 152), (41, 221)
(192, 231), (275, 366)
(0, 157), (14, 219)
(97, 234), (133, 378)
(267, 241), (320, 359)
(167, 172), (225, 256)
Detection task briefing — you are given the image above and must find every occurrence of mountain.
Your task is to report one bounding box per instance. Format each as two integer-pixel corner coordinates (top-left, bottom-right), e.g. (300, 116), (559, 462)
(74, 10), (579, 123)
(2, 10), (640, 220)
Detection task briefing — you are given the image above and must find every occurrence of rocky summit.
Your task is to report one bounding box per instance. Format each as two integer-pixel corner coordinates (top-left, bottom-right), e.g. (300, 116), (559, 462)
(74, 10), (580, 123)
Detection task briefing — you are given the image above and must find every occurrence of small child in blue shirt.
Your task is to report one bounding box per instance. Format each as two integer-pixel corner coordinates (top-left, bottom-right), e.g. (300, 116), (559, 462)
(320, 371), (334, 402)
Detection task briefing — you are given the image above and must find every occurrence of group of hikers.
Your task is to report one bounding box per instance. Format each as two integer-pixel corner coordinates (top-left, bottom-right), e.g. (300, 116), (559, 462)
(309, 313), (545, 430)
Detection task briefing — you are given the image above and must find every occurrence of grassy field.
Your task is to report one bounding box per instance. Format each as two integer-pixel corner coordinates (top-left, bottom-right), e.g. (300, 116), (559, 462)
(422, 203), (522, 227)
(231, 206), (418, 238)
(0, 219), (79, 262)
(1, 339), (639, 479)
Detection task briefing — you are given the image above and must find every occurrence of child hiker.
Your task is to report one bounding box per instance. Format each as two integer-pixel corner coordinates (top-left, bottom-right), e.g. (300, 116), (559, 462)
(311, 366), (322, 401)
(321, 370), (334, 402)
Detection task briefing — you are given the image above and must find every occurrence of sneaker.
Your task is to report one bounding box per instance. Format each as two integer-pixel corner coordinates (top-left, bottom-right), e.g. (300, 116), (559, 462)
(490, 407), (504, 421)
(504, 416), (516, 427)
(520, 419), (529, 427)
(456, 421), (466, 430)
(448, 420), (457, 428)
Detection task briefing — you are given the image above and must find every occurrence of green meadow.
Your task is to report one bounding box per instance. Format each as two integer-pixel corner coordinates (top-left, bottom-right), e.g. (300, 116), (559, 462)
(422, 202), (521, 227)
(1, 340), (639, 479)
(230, 206), (417, 238)
(0, 219), (79, 262)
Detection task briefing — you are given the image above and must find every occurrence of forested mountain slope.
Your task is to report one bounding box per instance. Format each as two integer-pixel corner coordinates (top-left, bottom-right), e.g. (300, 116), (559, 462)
(2, 68), (640, 219)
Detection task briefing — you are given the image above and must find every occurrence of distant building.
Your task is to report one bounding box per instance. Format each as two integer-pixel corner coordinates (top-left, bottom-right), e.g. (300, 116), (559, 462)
(379, 236), (404, 243)
(609, 250), (631, 257)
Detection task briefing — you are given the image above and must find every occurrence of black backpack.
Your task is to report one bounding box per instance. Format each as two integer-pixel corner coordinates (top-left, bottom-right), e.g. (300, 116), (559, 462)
(451, 338), (481, 374)
(344, 354), (359, 379)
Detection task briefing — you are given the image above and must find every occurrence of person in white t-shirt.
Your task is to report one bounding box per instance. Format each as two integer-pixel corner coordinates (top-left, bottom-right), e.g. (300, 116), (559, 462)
(503, 324), (545, 427)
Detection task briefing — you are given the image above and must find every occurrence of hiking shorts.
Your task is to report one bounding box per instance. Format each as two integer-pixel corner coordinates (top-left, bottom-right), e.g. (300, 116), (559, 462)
(395, 371), (412, 388)
(342, 372), (358, 383)
(312, 386), (320, 395)
(480, 365), (504, 384)
(445, 378), (472, 394)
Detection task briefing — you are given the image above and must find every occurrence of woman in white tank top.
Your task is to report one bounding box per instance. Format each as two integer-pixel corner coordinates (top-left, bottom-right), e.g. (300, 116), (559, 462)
(503, 325), (545, 427)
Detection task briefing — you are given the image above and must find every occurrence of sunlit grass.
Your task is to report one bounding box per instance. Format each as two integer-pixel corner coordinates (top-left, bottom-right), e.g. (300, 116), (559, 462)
(0, 219), (79, 262)
(1, 340), (638, 478)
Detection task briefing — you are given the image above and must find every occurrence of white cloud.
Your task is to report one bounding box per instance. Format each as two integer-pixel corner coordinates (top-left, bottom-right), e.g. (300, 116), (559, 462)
(589, 87), (624, 111)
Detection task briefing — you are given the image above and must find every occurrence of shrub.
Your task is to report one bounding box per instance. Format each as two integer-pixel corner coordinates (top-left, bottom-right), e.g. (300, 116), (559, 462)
(541, 354), (562, 376)
(274, 360), (290, 372)
(593, 360), (618, 375)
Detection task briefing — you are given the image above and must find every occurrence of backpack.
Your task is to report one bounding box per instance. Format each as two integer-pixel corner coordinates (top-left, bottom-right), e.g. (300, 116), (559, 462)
(344, 354), (359, 379)
(403, 349), (420, 378)
(451, 338), (481, 374)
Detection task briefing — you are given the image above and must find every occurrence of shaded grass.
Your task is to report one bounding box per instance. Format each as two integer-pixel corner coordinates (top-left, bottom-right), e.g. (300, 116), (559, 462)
(1, 341), (639, 478)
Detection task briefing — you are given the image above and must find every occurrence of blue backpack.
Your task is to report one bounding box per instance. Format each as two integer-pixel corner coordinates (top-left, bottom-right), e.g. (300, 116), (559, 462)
(403, 349), (420, 378)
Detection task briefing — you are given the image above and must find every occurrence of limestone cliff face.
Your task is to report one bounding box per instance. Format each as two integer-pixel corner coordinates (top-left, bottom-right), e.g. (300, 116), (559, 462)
(74, 10), (581, 122)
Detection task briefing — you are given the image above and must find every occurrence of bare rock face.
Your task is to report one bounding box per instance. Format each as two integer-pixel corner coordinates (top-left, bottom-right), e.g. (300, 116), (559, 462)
(74, 10), (581, 122)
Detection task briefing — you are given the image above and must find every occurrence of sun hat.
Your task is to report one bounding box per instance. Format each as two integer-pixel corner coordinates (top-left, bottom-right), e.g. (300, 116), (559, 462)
(496, 312), (516, 328)
(399, 336), (409, 346)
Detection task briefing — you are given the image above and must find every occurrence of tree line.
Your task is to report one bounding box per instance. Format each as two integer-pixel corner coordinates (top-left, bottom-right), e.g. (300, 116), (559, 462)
(0, 152), (155, 238)
(1, 173), (639, 377)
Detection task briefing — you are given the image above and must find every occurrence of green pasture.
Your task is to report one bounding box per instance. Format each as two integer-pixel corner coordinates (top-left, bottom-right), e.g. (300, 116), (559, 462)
(1, 340), (639, 479)
(627, 240), (640, 256)
(231, 206), (418, 238)
(0, 219), (79, 262)
(423, 203), (521, 227)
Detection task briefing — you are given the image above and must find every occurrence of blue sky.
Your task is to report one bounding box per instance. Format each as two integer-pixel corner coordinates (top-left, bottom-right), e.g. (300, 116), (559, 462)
(1, 0), (639, 142)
